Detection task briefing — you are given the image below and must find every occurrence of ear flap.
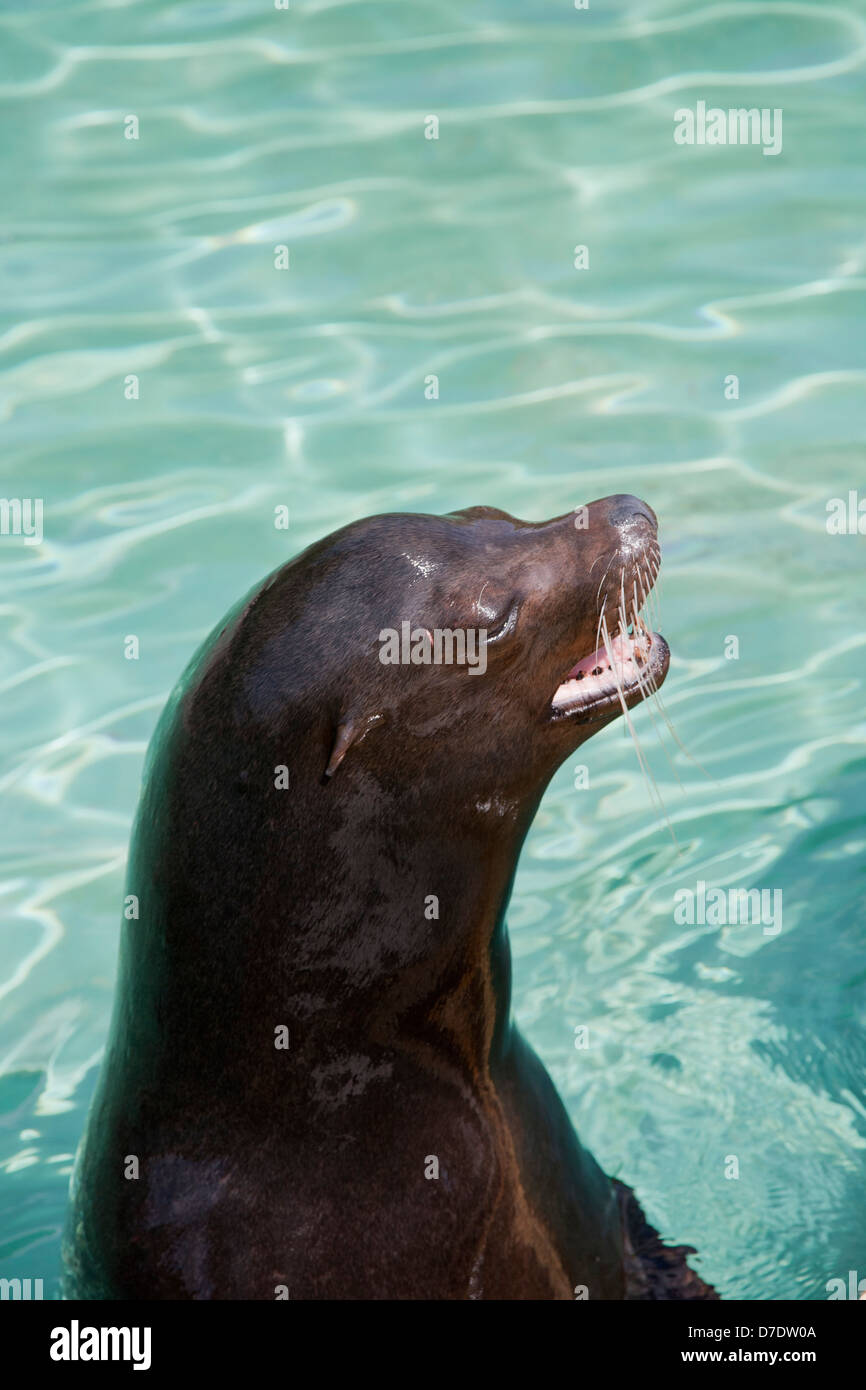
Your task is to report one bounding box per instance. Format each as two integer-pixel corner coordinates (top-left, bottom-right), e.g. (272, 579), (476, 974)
(324, 712), (384, 778)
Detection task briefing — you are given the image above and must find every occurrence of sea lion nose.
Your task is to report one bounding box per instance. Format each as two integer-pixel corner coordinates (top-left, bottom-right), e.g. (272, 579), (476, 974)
(605, 495), (657, 532)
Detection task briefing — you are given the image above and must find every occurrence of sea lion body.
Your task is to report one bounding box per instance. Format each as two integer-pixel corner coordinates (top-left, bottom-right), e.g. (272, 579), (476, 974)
(63, 498), (716, 1299)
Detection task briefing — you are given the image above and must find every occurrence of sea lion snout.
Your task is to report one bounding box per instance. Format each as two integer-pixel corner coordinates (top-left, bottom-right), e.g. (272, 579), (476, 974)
(604, 494), (658, 532)
(537, 495), (668, 730)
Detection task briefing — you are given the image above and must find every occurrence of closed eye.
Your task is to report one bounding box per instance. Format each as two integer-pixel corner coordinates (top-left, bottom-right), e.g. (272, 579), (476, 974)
(484, 597), (521, 644)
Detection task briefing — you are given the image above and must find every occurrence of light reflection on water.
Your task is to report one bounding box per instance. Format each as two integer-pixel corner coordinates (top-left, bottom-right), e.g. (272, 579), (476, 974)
(1, 0), (865, 1300)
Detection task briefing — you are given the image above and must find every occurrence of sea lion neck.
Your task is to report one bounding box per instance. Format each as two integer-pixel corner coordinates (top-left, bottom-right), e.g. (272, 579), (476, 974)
(115, 722), (538, 1103)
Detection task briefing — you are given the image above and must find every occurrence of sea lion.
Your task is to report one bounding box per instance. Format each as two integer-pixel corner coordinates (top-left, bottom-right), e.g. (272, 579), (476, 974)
(63, 495), (716, 1300)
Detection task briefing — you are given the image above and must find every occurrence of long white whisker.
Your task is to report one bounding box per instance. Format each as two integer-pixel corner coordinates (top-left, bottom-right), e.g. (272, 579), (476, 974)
(595, 552), (617, 610)
(600, 612), (676, 843)
(635, 544), (712, 781)
(594, 593), (608, 667)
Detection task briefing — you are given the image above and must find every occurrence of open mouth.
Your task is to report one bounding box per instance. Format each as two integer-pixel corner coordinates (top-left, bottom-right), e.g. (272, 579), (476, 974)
(550, 545), (669, 721)
(551, 629), (669, 719)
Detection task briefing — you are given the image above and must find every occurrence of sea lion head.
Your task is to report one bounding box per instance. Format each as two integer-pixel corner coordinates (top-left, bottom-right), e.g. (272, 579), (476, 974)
(208, 494), (669, 822)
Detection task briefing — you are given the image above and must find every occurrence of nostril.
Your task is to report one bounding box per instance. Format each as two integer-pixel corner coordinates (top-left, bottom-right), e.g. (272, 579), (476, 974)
(606, 495), (657, 530)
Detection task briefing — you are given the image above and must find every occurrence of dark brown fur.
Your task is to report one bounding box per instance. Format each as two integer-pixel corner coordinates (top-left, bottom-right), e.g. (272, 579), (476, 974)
(63, 498), (715, 1300)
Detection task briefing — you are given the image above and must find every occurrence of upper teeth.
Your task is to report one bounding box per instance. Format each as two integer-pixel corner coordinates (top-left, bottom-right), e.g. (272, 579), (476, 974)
(552, 631), (652, 709)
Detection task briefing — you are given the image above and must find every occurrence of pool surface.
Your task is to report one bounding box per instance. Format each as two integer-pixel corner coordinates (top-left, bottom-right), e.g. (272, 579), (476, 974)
(1, 0), (865, 1300)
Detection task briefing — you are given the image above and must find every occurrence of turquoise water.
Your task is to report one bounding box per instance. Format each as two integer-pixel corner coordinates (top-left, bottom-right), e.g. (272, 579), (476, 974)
(2, 0), (866, 1301)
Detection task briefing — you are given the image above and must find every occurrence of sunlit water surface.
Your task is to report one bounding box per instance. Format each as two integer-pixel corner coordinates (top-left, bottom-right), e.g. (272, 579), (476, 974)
(1, 0), (865, 1300)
